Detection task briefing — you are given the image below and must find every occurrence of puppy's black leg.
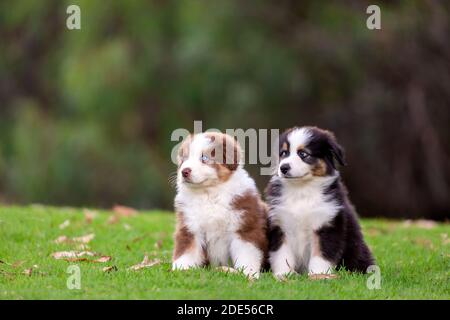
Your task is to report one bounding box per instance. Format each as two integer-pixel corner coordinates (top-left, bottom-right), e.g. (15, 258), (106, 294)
(309, 213), (345, 274)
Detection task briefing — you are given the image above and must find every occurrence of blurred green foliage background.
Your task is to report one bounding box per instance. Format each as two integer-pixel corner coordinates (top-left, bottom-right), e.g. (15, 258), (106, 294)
(0, 1), (449, 219)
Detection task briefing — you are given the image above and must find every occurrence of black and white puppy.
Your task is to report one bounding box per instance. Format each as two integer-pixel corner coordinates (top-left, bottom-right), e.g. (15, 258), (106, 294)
(266, 126), (374, 278)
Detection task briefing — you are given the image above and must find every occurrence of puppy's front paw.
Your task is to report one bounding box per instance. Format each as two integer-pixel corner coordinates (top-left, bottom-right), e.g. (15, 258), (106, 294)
(308, 256), (333, 275)
(172, 260), (197, 271)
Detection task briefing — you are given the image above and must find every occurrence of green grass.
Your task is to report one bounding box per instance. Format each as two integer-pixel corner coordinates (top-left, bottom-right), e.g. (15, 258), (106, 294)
(0, 206), (449, 300)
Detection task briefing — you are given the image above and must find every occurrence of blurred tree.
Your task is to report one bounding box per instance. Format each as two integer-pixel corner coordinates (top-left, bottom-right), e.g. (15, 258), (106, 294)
(0, 0), (448, 219)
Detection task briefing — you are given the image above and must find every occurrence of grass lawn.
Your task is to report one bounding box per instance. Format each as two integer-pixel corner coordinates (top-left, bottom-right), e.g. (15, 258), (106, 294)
(0, 205), (449, 299)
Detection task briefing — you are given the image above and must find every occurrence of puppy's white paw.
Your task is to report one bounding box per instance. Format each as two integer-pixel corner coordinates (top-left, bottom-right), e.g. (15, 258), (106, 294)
(172, 257), (199, 271)
(308, 256), (333, 275)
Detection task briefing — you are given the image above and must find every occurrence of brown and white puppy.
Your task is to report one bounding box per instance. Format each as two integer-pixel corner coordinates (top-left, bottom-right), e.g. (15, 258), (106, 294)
(172, 132), (267, 279)
(266, 126), (374, 278)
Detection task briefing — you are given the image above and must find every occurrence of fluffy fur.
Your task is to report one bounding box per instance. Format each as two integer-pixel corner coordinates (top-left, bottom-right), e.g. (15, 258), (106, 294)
(172, 132), (268, 279)
(266, 126), (374, 278)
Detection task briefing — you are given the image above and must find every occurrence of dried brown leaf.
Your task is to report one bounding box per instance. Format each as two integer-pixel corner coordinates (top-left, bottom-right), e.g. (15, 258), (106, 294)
(102, 266), (118, 273)
(113, 205), (138, 217)
(64, 258), (89, 262)
(52, 251), (111, 263)
(403, 219), (437, 229)
(22, 268), (33, 276)
(83, 209), (98, 224)
(94, 256), (112, 263)
(54, 233), (95, 244)
(107, 214), (120, 225)
(51, 251), (97, 259)
(128, 254), (161, 271)
(308, 273), (339, 280)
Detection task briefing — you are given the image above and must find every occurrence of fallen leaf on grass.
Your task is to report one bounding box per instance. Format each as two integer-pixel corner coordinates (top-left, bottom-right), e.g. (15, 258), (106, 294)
(51, 251), (111, 263)
(107, 214), (120, 224)
(54, 233), (95, 244)
(83, 209), (98, 224)
(22, 265), (39, 276)
(22, 268), (33, 276)
(102, 266), (118, 273)
(59, 220), (70, 230)
(308, 274), (339, 280)
(113, 205), (138, 217)
(108, 205), (138, 224)
(94, 256), (111, 263)
(403, 219), (437, 229)
(64, 258), (89, 262)
(128, 254), (161, 271)
(51, 251), (97, 259)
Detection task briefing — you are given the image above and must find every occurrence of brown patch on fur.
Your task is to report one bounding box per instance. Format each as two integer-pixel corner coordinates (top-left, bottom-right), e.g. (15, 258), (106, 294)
(212, 163), (233, 182)
(177, 134), (193, 166)
(233, 192), (268, 255)
(204, 132), (242, 180)
(312, 159), (327, 176)
(281, 142), (289, 152)
(173, 211), (196, 260)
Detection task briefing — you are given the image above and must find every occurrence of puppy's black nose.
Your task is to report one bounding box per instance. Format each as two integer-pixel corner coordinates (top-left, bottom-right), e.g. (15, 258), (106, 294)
(280, 164), (291, 175)
(182, 168), (192, 178)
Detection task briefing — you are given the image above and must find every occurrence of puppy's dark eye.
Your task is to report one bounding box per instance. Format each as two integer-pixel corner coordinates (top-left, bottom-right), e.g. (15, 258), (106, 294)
(298, 150), (309, 159)
(280, 150), (289, 157)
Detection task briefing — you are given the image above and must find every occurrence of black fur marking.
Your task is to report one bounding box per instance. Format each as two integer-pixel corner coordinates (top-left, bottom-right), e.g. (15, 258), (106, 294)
(265, 178), (285, 253)
(316, 180), (375, 273)
(278, 128), (294, 153)
(265, 177), (283, 209)
(268, 224), (284, 252)
(304, 127), (346, 171)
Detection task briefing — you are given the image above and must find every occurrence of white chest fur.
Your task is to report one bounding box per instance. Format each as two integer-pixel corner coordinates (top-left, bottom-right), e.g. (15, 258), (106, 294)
(270, 177), (341, 269)
(175, 168), (256, 266)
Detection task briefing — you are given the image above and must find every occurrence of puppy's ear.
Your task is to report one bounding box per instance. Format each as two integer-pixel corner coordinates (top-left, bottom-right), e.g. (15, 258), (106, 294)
(330, 139), (346, 167)
(177, 134), (192, 166)
(222, 135), (241, 171)
(324, 131), (346, 169)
